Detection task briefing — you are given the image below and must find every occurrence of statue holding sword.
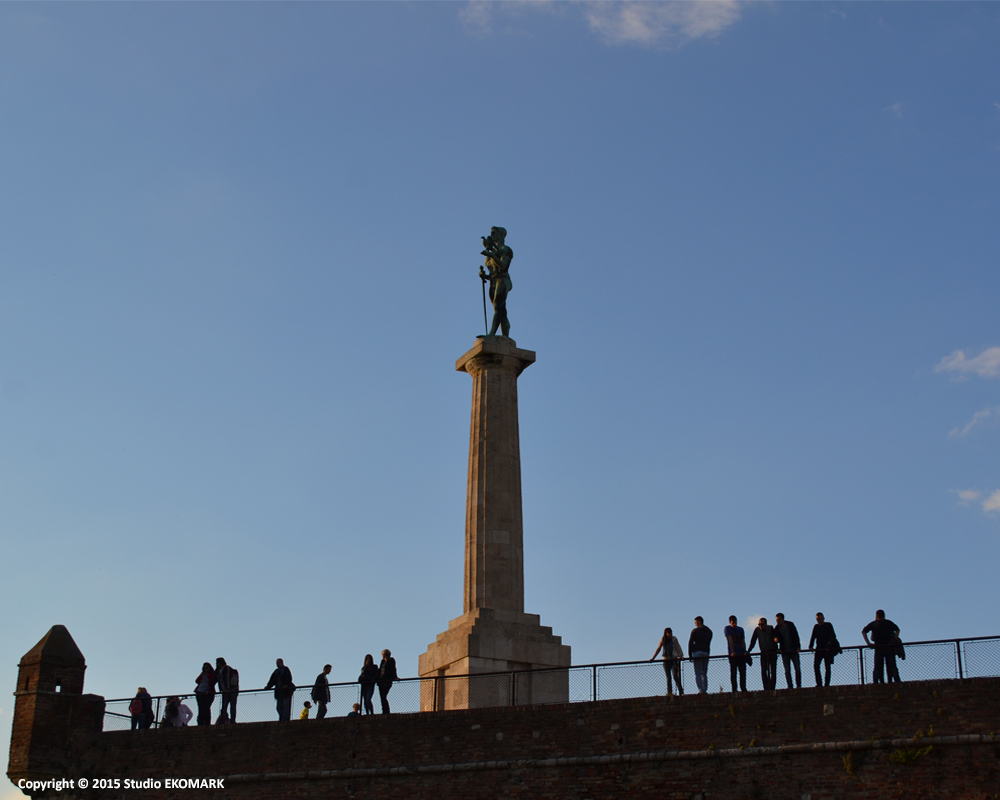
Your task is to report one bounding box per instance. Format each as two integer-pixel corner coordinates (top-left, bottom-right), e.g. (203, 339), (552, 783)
(478, 226), (513, 338)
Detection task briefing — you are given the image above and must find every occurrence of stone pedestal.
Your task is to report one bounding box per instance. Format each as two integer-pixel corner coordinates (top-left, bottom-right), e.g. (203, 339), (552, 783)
(419, 336), (570, 710)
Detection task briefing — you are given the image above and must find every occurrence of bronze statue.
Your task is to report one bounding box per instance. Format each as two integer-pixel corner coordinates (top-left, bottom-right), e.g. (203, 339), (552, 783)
(479, 226), (513, 338)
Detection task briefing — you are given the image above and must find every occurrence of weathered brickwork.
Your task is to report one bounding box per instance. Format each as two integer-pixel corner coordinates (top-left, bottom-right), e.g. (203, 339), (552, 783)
(11, 675), (1000, 799)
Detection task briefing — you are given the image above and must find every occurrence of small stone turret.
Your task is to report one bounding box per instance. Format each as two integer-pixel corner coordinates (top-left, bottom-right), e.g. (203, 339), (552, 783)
(7, 626), (105, 786)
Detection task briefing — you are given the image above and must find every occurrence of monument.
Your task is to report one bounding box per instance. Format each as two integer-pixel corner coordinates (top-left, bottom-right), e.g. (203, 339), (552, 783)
(418, 228), (570, 710)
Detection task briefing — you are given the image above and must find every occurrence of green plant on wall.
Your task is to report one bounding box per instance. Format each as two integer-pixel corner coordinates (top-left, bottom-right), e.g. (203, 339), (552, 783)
(842, 750), (868, 776)
(888, 745), (933, 765)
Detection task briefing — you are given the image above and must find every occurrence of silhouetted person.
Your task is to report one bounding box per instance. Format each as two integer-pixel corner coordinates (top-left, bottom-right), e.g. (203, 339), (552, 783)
(808, 612), (838, 687)
(378, 649), (398, 714)
(749, 617), (778, 690)
(266, 658), (295, 720)
(359, 654), (378, 715)
(773, 613), (802, 689)
(162, 696), (192, 727)
(312, 664), (332, 720)
(194, 662), (215, 726)
(215, 657), (239, 723)
(724, 616), (748, 694)
(688, 617), (712, 694)
(862, 610), (901, 684)
(650, 627), (684, 695)
(130, 687), (153, 730)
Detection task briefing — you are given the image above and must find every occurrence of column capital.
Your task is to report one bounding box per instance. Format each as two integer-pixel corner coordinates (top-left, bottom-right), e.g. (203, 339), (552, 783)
(456, 336), (536, 376)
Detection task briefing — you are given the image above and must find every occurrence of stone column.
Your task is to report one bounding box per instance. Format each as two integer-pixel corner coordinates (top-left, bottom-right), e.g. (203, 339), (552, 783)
(419, 337), (570, 710)
(462, 336), (534, 614)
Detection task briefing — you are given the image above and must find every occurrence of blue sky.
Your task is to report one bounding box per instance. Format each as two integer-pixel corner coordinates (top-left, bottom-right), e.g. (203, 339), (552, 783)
(2, 0), (999, 783)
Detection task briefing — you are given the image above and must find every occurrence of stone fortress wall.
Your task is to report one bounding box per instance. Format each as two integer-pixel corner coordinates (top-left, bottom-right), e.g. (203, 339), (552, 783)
(8, 626), (1000, 800)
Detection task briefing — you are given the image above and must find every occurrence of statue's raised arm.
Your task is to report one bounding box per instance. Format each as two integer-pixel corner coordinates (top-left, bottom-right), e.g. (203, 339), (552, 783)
(478, 226), (513, 338)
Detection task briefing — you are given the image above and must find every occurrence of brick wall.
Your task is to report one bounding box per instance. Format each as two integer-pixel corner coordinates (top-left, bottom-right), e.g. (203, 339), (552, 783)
(11, 678), (1000, 799)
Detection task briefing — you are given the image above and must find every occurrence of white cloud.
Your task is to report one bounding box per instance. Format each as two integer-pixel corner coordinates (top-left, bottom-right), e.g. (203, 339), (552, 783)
(459, 1), (495, 34)
(460, 0), (568, 36)
(951, 488), (1000, 517)
(951, 488), (981, 506)
(460, 1), (743, 48)
(585, 1), (742, 47)
(935, 347), (1000, 380)
(949, 406), (1000, 438)
(983, 490), (1000, 514)
(885, 102), (903, 118)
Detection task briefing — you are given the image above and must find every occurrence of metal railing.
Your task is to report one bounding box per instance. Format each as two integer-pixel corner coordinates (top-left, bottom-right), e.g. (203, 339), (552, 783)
(102, 635), (1000, 731)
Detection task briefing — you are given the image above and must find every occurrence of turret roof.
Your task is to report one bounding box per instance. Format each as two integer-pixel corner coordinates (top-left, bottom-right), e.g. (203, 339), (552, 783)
(21, 625), (85, 664)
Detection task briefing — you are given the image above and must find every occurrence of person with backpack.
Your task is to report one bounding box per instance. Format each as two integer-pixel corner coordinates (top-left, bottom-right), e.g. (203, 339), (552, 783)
(193, 662), (216, 726)
(129, 687), (152, 730)
(378, 649), (398, 714)
(266, 658), (295, 721)
(312, 664), (332, 720)
(215, 657), (239, 723)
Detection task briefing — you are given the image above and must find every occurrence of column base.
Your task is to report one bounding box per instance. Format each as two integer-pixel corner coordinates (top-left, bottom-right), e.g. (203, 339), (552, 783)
(418, 608), (571, 711)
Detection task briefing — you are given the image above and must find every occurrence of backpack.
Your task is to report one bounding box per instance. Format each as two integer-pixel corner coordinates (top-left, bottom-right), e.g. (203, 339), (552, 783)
(129, 697), (143, 715)
(218, 665), (239, 691)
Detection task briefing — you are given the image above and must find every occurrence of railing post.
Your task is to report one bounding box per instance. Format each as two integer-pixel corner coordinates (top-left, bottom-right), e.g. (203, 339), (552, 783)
(592, 665), (598, 701)
(510, 671), (516, 707)
(955, 640), (964, 680)
(859, 647), (865, 685)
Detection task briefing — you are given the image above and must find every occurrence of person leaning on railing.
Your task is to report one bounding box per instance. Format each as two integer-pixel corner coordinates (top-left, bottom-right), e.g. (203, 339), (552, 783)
(162, 696), (193, 727)
(650, 627), (684, 696)
(773, 613), (802, 689)
(862, 610), (901, 685)
(265, 658), (295, 721)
